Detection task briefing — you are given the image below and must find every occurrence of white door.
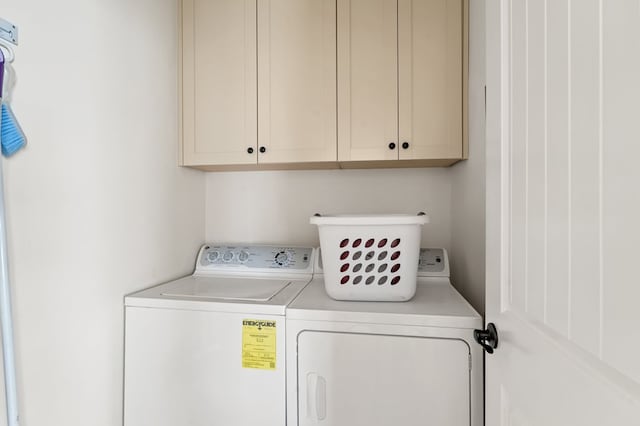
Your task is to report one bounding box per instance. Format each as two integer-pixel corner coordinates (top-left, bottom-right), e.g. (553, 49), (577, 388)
(297, 331), (470, 426)
(485, 1), (640, 424)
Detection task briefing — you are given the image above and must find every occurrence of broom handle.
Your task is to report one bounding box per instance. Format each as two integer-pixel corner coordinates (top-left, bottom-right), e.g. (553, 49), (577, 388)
(0, 160), (19, 426)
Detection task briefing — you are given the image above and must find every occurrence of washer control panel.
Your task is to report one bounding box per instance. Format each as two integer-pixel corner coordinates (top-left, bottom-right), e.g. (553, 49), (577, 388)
(198, 245), (314, 271)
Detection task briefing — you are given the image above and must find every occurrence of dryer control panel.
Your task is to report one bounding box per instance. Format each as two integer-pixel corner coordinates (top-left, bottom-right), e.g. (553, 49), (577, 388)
(417, 248), (450, 277)
(197, 244), (314, 272)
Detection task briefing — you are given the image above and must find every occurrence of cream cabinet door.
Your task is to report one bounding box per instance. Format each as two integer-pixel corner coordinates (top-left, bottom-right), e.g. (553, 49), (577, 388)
(181, 0), (257, 166)
(337, 0), (399, 161)
(257, 0), (337, 164)
(398, 0), (463, 160)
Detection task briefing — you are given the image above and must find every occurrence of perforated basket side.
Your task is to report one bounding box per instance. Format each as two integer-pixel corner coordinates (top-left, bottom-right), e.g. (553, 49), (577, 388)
(316, 223), (422, 301)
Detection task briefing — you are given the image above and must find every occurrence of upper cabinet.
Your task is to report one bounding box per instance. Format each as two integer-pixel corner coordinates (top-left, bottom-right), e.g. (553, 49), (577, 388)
(180, 0), (466, 170)
(181, 0), (337, 169)
(337, 0), (399, 162)
(398, 0), (463, 161)
(338, 0), (464, 165)
(258, 0), (337, 164)
(181, 0), (257, 166)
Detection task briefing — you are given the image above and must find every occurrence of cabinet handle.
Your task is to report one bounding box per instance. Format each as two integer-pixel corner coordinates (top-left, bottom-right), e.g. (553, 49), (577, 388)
(259, 146), (266, 154)
(402, 142), (410, 149)
(247, 147), (254, 154)
(388, 142), (396, 150)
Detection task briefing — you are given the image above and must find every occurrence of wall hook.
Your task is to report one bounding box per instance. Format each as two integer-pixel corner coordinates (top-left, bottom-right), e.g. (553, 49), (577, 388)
(0, 18), (18, 45)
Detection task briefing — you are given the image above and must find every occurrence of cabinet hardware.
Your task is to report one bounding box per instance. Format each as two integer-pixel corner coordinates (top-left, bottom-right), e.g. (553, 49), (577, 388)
(247, 147), (254, 154)
(259, 146), (266, 153)
(388, 142), (396, 150)
(402, 142), (410, 149)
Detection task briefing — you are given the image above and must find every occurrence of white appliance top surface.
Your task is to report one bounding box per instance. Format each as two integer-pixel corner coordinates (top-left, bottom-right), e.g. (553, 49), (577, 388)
(126, 275), (311, 315)
(287, 276), (482, 329)
(125, 244), (316, 315)
(159, 276), (292, 301)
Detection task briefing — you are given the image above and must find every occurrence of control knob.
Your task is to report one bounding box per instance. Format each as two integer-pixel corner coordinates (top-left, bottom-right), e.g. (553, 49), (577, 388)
(222, 251), (234, 262)
(274, 251), (290, 266)
(238, 250), (250, 263)
(207, 251), (220, 262)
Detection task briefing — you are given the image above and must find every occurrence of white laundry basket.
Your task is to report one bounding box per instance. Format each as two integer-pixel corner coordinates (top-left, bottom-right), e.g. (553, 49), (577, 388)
(310, 213), (429, 301)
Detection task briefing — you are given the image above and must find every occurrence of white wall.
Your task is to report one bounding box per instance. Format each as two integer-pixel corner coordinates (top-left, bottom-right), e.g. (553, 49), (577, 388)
(1, 1), (204, 425)
(450, 0), (486, 315)
(205, 168), (452, 249)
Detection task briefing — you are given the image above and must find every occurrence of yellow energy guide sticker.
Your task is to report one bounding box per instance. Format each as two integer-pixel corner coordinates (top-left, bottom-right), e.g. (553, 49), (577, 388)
(242, 319), (276, 370)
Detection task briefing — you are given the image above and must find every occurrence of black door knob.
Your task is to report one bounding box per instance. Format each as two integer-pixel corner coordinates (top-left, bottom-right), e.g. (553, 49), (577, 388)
(247, 147), (254, 154)
(402, 142), (410, 149)
(388, 142), (396, 150)
(474, 323), (499, 354)
(259, 146), (266, 153)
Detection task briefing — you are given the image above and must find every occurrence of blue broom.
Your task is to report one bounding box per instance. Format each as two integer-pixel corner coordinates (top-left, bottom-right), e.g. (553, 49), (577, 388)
(0, 50), (26, 156)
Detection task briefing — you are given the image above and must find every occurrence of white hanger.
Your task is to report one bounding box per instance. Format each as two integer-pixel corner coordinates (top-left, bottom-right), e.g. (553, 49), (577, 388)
(0, 40), (16, 103)
(0, 39), (14, 63)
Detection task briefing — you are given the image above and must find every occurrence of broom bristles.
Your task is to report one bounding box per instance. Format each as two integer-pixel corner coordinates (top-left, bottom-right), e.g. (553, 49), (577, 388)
(1, 103), (26, 157)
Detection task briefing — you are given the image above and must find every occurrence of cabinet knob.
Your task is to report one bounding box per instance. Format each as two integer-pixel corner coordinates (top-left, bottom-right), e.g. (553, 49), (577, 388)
(247, 147), (254, 154)
(388, 142), (396, 150)
(402, 142), (410, 149)
(259, 146), (266, 154)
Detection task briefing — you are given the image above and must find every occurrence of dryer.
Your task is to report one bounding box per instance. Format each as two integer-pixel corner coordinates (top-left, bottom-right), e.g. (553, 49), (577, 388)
(286, 248), (483, 426)
(124, 244), (315, 426)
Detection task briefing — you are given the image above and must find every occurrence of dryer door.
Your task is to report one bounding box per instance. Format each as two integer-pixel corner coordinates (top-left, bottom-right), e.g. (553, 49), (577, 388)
(297, 331), (470, 426)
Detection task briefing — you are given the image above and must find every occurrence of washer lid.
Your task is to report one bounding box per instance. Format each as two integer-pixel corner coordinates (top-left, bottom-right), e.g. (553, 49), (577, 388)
(125, 275), (312, 314)
(159, 276), (291, 301)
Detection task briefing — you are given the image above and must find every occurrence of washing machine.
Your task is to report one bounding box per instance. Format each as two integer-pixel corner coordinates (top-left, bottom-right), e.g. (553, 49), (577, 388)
(124, 244), (316, 426)
(286, 248), (483, 426)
